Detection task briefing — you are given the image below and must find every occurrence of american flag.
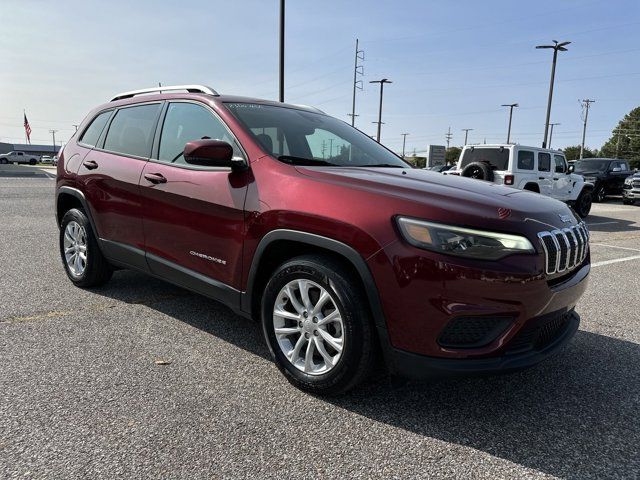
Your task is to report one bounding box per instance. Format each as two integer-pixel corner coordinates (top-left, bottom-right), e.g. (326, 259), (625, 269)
(24, 113), (32, 144)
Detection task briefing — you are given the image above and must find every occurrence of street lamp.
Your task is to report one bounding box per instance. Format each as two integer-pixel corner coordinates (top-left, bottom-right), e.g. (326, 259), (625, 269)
(548, 122), (560, 149)
(501, 103), (518, 144)
(536, 40), (570, 148)
(461, 128), (473, 146)
(370, 78), (392, 143)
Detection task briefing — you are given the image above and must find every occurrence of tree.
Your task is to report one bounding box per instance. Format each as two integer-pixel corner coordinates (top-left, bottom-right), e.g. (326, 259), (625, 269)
(599, 106), (640, 165)
(561, 145), (596, 161)
(445, 147), (461, 165)
(405, 156), (427, 168)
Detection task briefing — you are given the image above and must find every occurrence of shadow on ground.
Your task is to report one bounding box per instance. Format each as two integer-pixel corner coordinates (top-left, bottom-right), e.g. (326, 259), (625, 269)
(92, 269), (639, 479)
(585, 212), (640, 233)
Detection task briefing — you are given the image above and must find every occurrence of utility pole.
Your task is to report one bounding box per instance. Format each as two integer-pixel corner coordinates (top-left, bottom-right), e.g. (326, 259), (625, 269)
(579, 99), (595, 159)
(461, 128), (473, 145)
(445, 126), (453, 149)
(329, 138), (334, 159)
(369, 78), (392, 143)
(321, 140), (326, 158)
(501, 103), (518, 143)
(536, 40), (571, 148)
(279, 0), (285, 102)
(401, 133), (409, 158)
(49, 129), (58, 155)
(348, 39), (365, 127)
(548, 122), (560, 148)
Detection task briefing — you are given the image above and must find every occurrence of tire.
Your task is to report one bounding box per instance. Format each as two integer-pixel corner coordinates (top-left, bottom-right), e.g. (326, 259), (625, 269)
(59, 208), (112, 287)
(461, 162), (494, 182)
(29, 159), (37, 165)
(0, 158), (7, 164)
(261, 254), (376, 395)
(594, 185), (605, 203)
(623, 198), (635, 205)
(575, 189), (593, 218)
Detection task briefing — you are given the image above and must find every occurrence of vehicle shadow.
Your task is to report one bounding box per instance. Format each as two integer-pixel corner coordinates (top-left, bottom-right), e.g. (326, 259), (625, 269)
(91, 270), (639, 479)
(585, 213), (640, 233)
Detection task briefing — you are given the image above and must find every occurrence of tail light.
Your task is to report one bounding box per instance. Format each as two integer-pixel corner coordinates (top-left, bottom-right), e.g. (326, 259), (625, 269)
(504, 174), (514, 185)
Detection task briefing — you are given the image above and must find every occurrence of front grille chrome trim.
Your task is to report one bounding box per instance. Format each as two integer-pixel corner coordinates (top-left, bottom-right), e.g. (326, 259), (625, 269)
(538, 222), (589, 275)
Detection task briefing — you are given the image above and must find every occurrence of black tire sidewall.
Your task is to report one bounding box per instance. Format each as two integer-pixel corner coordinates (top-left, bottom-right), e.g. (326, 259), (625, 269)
(261, 257), (371, 394)
(576, 191), (593, 218)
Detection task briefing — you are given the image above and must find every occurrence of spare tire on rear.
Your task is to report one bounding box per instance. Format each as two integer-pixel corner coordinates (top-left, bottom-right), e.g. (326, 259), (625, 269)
(461, 162), (494, 182)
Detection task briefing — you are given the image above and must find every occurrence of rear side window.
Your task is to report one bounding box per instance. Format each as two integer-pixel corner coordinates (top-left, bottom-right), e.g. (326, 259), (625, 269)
(79, 111), (111, 147)
(538, 152), (551, 172)
(460, 148), (509, 170)
(518, 150), (535, 170)
(103, 103), (161, 158)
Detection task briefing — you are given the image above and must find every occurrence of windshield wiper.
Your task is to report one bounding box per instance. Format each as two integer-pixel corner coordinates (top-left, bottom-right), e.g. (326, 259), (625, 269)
(355, 163), (406, 168)
(277, 155), (338, 166)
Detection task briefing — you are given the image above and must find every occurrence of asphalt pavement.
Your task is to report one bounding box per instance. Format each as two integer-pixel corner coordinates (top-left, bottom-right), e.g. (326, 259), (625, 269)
(1, 176), (639, 479)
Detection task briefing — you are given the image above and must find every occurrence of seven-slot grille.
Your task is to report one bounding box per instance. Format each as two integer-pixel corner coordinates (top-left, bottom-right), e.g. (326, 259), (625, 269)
(537, 222), (589, 275)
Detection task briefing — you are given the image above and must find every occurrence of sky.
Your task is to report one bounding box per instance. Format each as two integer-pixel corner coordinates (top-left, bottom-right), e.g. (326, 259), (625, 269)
(1, 0), (639, 154)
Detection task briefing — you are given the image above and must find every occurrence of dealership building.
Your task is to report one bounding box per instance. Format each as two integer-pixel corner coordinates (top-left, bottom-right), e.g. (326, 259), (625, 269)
(0, 142), (60, 157)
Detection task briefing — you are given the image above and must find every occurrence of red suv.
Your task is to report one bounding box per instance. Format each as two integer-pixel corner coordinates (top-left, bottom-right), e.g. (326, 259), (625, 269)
(56, 85), (590, 394)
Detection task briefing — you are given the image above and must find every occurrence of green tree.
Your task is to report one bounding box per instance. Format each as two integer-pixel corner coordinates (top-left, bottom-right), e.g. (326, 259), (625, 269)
(445, 147), (462, 165)
(600, 106), (640, 164)
(561, 145), (596, 161)
(405, 156), (427, 168)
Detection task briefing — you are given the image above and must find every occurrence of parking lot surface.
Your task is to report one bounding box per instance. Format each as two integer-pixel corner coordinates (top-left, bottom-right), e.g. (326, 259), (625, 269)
(1, 176), (639, 479)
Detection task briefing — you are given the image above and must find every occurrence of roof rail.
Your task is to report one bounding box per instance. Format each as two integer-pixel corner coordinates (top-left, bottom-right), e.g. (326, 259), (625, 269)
(110, 84), (219, 102)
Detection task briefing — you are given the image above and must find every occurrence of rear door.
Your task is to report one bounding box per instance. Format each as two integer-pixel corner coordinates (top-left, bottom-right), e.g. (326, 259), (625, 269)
(139, 101), (249, 297)
(77, 103), (162, 269)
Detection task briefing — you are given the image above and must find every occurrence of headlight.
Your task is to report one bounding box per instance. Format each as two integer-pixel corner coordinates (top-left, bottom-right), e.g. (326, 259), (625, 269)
(625, 177), (633, 185)
(396, 217), (535, 260)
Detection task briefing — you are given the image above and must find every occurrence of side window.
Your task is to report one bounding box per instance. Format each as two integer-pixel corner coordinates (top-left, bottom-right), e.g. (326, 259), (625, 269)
(79, 111), (112, 147)
(158, 102), (242, 165)
(554, 154), (566, 173)
(17, 152), (23, 156)
(518, 150), (535, 170)
(103, 103), (161, 158)
(538, 152), (551, 172)
(621, 162), (629, 171)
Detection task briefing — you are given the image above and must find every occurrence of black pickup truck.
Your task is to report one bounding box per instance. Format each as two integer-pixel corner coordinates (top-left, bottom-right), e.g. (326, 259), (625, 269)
(574, 158), (633, 202)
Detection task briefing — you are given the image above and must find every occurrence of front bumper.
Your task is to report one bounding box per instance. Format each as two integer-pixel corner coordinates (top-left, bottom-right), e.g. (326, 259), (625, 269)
(388, 309), (580, 378)
(622, 189), (640, 199)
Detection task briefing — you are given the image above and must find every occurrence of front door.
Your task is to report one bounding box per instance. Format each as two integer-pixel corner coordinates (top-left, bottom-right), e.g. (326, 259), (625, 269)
(535, 151), (553, 195)
(552, 154), (572, 200)
(139, 101), (249, 299)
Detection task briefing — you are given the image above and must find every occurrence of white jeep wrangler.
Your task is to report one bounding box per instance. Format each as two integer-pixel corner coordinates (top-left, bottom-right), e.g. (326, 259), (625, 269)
(452, 144), (594, 218)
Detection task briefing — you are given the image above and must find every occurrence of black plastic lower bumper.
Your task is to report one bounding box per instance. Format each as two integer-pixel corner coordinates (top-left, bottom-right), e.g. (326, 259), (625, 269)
(387, 310), (580, 379)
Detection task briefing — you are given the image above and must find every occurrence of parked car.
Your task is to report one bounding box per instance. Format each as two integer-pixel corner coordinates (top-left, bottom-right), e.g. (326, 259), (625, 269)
(622, 171), (640, 205)
(0, 151), (38, 165)
(450, 144), (593, 218)
(573, 158), (633, 202)
(55, 85), (590, 394)
(41, 155), (58, 165)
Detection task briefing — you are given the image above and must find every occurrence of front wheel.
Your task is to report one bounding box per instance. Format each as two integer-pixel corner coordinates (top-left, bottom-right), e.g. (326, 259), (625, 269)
(575, 190), (593, 218)
(29, 159), (37, 165)
(59, 208), (113, 287)
(0, 158), (7, 164)
(593, 185), (606, 203)
(261, 254), (376, 395)
(623, 198), (635, 205)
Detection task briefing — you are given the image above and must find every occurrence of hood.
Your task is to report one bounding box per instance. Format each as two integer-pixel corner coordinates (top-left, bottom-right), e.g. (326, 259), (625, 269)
(296, 166), (579, 231)
(576, 170), (604, 177)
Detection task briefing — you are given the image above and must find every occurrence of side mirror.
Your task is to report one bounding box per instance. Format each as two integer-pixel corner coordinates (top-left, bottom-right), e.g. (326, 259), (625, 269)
(183, 140), (245, 170)
(567, 164), (575, 173)
(611, 167), (622, 172)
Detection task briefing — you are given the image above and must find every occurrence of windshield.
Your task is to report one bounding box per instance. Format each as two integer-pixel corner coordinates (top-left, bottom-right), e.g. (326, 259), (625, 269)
(224, 103), (409, 168)
(575, 159), (610, 173)
(460, 147), (509, 171)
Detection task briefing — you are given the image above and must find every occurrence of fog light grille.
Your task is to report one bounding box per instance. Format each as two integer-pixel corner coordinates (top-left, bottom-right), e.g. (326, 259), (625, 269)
(438, 316), (513, 349)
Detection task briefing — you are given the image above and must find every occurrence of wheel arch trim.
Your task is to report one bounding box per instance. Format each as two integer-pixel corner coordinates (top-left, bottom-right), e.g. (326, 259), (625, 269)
(56, 186), (99, 239)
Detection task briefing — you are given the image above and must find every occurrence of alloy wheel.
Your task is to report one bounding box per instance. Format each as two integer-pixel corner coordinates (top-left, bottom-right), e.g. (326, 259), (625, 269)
(272, 279), (344, 375)
(63, 221), (87, 276)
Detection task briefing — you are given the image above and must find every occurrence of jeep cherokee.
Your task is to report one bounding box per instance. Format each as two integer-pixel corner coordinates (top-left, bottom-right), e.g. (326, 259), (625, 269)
(56, 85), (590, 394)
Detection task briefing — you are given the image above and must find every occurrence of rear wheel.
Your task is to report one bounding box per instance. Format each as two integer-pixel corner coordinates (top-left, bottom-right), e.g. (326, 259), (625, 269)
(575, 189), (593, 218)
(0, 158), (7, 164)
(29, 158), (37, 165)
(59, 208), (112, 287)
(261, 254), (375, 395)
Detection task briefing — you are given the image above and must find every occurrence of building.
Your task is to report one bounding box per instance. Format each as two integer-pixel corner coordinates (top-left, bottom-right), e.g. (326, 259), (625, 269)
(0, 142), (60, 157)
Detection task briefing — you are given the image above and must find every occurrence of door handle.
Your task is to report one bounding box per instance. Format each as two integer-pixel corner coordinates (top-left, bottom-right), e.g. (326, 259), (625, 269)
(82, 160), (98, 170)
(553, 178), (559, 181)
(144, 172), (167, 184)
(538, 177), (545, 180)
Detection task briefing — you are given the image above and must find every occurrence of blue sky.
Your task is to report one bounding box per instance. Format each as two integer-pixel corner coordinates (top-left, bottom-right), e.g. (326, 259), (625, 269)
(1, 0), (639, 154)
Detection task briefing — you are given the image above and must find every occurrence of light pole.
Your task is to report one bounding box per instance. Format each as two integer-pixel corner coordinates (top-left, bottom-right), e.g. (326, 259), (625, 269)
(461, 128), (473, 145)
(548, 122), (560, 149)
(501, 103), (518, 143)
(369, 78), (392, 143)
(401, 133), (409, 158)
(279, 0), (285, 102)
(536, 40), (570, 148)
